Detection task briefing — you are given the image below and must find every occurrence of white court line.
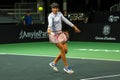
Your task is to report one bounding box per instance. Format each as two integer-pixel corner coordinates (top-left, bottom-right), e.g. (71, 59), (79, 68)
(0, 52), (120, 62)
(80, 74), (120, 80)
(74, 48), (120, 53)
(0, 53), (56, 58)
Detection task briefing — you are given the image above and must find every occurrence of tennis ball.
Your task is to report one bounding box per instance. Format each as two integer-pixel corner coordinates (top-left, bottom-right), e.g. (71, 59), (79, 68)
(38, 7), (43, 11)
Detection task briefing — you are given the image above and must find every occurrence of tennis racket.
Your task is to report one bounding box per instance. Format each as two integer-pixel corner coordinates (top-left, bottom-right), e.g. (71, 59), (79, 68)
(57, 31), (69, 43)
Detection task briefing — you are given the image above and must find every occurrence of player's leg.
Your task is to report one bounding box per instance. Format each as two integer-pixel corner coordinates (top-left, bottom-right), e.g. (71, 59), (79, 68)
(49, 42), (74, 73)
(55, 43), (74, 74)
(55, 43), (68, 67)
(53, 43), (68, 64)
(63, 43), (68, 54)
(53, 53), (61, 64)
(49, 42), (67, 71)
(62, 43), (74, 74)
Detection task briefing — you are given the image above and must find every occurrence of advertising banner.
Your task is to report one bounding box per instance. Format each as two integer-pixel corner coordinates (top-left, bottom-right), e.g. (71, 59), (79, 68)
(0, 23), (120, 44)
(72, 23), (120, 42)
(0, 24), (49, 44)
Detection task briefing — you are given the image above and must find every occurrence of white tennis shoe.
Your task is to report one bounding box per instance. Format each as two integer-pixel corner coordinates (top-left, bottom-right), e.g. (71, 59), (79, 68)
(49, 62), (59, 72)
(63, 66), (74, 74)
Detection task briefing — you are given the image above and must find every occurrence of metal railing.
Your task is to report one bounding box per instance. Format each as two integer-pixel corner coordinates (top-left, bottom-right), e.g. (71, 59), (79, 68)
(0, 2), (45, 24)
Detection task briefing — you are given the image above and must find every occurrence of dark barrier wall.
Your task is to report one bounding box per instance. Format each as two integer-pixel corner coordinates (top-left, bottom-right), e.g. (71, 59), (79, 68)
(0, 23), (120, 44)
(70, 23), (120, 42)
(91, 11), (120, 23)
(0, 24), (49, 44)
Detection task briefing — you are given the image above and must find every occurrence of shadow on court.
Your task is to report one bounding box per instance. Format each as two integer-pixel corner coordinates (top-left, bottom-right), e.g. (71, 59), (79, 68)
(0, 55), (120, 80)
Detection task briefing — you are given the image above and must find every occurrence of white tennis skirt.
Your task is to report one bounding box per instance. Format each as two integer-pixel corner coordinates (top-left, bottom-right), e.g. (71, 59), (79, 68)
(49, 31), (69, 43)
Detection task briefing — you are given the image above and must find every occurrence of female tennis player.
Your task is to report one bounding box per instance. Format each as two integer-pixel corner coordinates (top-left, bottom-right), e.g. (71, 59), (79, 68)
(48, 3), (80, 74)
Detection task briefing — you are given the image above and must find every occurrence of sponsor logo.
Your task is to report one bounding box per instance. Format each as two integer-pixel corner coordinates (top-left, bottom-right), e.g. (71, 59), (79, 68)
(108, 15), (120, 23)
(103, 25), (111, 36)
(95, 25), (116, 40)
(19, 30), (48, 39)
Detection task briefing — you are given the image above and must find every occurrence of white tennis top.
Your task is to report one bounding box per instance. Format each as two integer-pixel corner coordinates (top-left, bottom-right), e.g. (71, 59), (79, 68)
(48, 12), (74, 31)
